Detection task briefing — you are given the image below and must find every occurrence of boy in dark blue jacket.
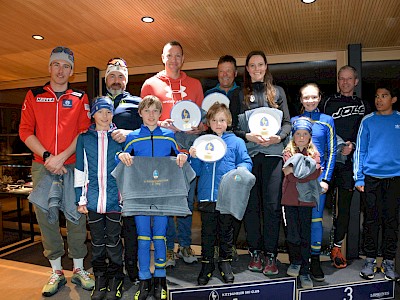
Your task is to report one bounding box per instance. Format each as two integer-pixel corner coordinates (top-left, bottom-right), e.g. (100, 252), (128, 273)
(75, 97), (124, 300)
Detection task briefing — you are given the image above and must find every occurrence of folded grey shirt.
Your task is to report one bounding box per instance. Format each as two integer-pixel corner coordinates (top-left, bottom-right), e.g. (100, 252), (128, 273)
(283, 153), (322, 208)
(112, 156), (196, 217)
(216, 167), (256, 220)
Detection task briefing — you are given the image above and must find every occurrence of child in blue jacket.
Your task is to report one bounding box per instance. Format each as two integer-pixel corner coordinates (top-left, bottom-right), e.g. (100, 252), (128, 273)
(189, 103), (252, 285)
(117, 95), (188, 300)
(74, 96), (124, 300)
(354, 86), (400, 282)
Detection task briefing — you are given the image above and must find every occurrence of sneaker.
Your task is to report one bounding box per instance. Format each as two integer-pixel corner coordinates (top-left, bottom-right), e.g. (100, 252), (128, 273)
(42, 270), (67, 297)
(287, 264), (301, 277)
(263, 253), (279, 275)
(330, 246), (347, 269)
(176, 246), (198, 264)
(165, 249), (176, 268)
(248, 250), (263, 272)
(71, 268), (95, 291)
(360, 258), (377, 280)
(310, 255), (325, 282)
(381, 259), (400, 281)
(232, 246), (239, 262)
(299, 274), (313, 289)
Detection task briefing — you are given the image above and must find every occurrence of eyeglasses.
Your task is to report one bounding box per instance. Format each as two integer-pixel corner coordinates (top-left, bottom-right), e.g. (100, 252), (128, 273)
(51, 46), (74, 56)
(107, 57), (127, 68)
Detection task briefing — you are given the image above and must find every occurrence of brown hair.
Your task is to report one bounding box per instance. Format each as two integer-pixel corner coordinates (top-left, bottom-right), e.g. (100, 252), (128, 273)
(138, 95), (162, 114)
(243, 50), (277, 109)
(206, 103), (232, 127)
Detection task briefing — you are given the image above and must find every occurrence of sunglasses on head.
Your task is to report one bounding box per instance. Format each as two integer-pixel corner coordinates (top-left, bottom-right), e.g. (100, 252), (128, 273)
(107, 57), (127, 68)
(51, 46), (74, 56)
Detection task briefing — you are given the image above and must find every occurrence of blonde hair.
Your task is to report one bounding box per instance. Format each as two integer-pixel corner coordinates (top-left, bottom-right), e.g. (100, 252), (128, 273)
(206, 103), (232, 127)
(138, 95), (162, 113)
(284, 137), (318, 158)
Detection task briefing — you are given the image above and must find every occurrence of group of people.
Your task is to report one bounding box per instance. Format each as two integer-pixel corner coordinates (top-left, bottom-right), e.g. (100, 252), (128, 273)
(18, 41), (399, 299)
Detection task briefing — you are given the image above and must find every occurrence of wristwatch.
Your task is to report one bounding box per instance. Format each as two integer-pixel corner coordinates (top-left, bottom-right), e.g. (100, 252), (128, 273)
(43, 151), (51, 162)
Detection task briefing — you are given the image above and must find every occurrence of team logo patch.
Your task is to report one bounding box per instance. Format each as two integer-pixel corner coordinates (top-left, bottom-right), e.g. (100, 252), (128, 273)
(37, 97), (55, 102)
(62, 99), (73, 108)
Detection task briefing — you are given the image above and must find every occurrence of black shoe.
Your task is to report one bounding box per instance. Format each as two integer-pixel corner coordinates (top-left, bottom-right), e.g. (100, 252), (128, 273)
(218, 259), (234, 283)
(106, 277), (123, 300)
(91, 276), (108, 300)
(126, 261), (140, 284)
(134, 279), (152, 300)
(197, 258), (215, 285)
(310, 255), (325, 282)
(153, 277), (167, 300)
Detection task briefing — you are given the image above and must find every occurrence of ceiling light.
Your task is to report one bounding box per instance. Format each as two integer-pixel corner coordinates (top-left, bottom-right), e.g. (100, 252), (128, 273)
(141, 16), (154, 23)
(32, 35), (44, 40)
(302, 0), (316, 3)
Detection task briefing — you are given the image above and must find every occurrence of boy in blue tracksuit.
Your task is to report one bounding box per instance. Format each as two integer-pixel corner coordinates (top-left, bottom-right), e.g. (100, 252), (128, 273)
(354, 86), (400, 282)
(189, 103), (252, 285)
(291, 83), (337, 281)
(117, 95), (188, 300)
(74, 97), (124, 300)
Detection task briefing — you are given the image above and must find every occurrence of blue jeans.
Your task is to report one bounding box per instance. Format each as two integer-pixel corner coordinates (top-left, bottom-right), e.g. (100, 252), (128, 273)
(166, 179), (196, 250)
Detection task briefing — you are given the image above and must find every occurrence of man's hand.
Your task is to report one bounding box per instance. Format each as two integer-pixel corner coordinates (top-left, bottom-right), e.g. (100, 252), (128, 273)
(355, 185), (364, 192)
(111, 129), (132, 144)
(119, 153), (133, 166)
(342, 141), (353, 156)
(44, 154), (67, 175)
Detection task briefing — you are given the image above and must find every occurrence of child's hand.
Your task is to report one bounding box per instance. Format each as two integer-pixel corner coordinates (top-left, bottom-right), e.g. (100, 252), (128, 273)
(320, 181), (329, 194)
(282, 165), (293, 176)
(176, 153), (188, 168)
(119, 152), (133, 166)
(189, 146), (197, 158)
(78, 205), (88, 214)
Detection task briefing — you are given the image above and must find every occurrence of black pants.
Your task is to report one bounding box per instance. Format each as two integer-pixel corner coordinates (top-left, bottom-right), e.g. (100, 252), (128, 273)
(243, 154), (283, 255)
(332, 163), (354, 244)
(285, 206), (312, 275)
(201, 204), (234, 259)
(363, 175), (400, 260)
(88, 211), (124, 278)
(122, 216), (138, 275)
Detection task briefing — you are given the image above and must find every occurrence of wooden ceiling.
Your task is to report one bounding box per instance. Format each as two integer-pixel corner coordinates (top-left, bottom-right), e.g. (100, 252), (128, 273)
(0, 0), (399, 90)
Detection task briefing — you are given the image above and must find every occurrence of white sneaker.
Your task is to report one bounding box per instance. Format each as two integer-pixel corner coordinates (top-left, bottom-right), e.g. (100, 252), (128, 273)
(176, 246), (198, 264)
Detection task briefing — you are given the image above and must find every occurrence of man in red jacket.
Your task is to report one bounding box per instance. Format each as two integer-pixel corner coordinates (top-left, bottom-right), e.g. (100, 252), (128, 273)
(19, 46), (94, 297)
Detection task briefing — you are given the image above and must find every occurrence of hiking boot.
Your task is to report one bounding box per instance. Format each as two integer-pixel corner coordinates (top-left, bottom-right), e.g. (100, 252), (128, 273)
(330, 246), (347, 269)
(299, 274), (313, 289)
(310, 255), (325, 282)
(248, 250), (263, 272)
(134, 279), (152, 300)
(165, 249), (176, 268)
(263, 253), (279, 275)
(360, 258), (377, 280)
(197, 258), (215, 285)
(106, 277), (123, 300)
(42, 270), (67, 297)
(176, 246), (198, 264)
(71, 268), (95, 291)
(218, 259), (234, 283)
(287, 264), (301, 277)
(126, 261), (139, 284)
(91, 276), (108, 300)
(381, 259), (400, 281)
(153, 277), (167, 300)
(232, 246), (239, 262)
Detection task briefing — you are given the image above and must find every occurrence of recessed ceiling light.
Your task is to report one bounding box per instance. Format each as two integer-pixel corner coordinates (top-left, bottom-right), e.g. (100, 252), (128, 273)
(32, 35), (44, 40)
(141, 16), (154, 23)
(302, 0), (316, 3)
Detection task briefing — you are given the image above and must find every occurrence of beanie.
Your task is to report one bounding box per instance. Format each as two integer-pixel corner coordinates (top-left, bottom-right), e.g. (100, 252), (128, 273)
(91, 97), (114, 117)
(105, 58), (128, 83)
(49, 46), (74, 69)
(292, 117), (313, 135)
